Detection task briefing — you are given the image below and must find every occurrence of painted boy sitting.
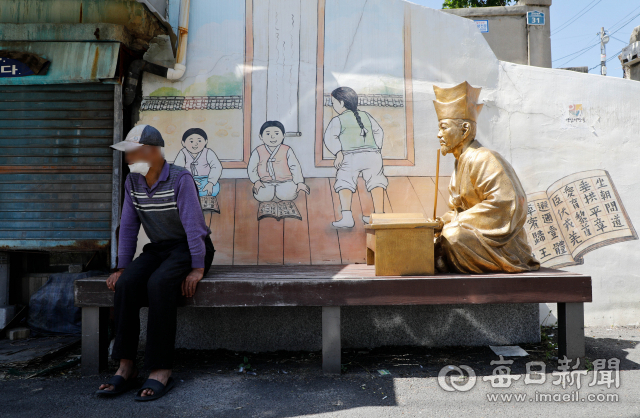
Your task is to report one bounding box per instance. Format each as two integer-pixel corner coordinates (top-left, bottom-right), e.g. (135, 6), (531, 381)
(174, 128), (222, 198)
(248, 121), (309, 202)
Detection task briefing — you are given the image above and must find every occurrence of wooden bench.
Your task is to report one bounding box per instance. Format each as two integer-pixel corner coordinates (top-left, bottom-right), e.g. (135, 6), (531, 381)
(74, 265), (592, 375)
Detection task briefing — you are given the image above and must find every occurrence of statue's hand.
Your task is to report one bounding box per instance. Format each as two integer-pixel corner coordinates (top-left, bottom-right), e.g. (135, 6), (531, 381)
(434, 217), (445, 232)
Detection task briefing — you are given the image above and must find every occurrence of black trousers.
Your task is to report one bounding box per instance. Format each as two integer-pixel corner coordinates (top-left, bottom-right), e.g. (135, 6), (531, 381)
(111, 235), (214, 369)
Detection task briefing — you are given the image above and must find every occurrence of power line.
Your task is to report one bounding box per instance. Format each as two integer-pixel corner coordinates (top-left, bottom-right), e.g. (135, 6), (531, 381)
(588, 48), (625, 72)
(552, 38), (599, 62)
(554, 34), (600, 41)
(557, 42), (600, 67)
(551, 0), (602, 36)
(609, 35), (628, 44)
(553, 5), (640, 43)
(609, 10), (640, 37)
(607, 4), (640, 34)
(553, 5), (640, 69)
(551, 0), (599, 35)
(555, 9), (640, 68)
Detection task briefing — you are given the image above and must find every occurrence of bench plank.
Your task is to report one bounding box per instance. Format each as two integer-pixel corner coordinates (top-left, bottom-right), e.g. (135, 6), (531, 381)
(75, 265), (591, 376)
(75, 265), (592, 307)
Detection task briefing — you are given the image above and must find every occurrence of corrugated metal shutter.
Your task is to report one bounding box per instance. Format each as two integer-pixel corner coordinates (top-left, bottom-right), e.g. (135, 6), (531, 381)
(0, 83), (114, 251)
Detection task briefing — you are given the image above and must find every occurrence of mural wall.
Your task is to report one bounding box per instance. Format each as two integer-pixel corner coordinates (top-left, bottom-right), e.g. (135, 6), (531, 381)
(136, 0), (640, 326)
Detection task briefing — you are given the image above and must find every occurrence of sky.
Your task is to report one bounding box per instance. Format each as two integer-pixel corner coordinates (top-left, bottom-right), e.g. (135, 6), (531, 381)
(409, 0), (640, 78)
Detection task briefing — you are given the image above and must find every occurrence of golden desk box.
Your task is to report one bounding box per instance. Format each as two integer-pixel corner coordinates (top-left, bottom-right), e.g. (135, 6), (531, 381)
(364, 213), (439, 276)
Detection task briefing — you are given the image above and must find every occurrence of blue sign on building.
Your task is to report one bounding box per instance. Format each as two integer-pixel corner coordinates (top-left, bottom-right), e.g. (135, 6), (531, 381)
(474, 20), (489, 33)
(0, 58), (35, 77)
(527, 11), (545, 26)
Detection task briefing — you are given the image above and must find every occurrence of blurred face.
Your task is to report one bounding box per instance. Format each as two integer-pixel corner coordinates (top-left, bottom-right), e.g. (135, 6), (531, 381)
(183, 134), (207, 154)
(260, 127), (284, 147)
(125, 145), (156, 165)
(331, 97), (346, 114)
(437, 119), (469, 156)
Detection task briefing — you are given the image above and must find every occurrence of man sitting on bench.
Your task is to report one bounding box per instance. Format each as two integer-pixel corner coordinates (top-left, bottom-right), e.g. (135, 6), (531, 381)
(96, 125), (214, 401)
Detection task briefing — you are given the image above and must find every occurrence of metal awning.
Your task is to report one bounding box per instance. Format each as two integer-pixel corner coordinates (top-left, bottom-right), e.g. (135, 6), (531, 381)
(0, 42), (120, 85)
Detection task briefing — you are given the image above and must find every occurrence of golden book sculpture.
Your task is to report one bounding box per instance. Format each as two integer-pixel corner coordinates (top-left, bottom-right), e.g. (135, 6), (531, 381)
(432, 81), (540, 274)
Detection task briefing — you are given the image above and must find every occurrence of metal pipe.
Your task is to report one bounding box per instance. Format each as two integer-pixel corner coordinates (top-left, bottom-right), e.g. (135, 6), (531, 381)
(122, 0), (191, 105)
(166, 0), (190, 80)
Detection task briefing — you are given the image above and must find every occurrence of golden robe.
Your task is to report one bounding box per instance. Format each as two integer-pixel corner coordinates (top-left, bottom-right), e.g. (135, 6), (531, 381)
(440, 140), (540, 274)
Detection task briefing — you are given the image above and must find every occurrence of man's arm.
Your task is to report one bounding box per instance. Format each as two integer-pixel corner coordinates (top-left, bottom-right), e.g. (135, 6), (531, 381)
(175, 173), (209, 269)
(117, 178), (141, 269)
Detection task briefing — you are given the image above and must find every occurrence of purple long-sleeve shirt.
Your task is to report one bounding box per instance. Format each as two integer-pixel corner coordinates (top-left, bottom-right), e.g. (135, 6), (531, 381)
(117, 161), (210, 269)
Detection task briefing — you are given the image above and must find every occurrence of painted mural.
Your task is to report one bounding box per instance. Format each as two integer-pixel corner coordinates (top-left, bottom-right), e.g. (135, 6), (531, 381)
(174, 128), (223, 213)
(249, 121), (310, 221)
(139, 0), (251, 168)
(525, 170), (637, 268)
(134, 0), (637, 276)
(320, 0), (411, 164)
(325, 87), (388, 227)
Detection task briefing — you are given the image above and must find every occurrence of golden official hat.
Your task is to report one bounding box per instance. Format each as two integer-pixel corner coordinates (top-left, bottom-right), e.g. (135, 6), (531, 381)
(433, 81), (483, 122)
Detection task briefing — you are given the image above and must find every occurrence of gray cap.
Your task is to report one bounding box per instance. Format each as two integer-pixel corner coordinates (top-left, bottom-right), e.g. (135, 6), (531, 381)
(111, 124), (165, 152)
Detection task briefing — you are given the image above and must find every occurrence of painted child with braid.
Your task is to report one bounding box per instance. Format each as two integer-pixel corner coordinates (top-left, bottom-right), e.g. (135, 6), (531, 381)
(323, 87), (388, 228)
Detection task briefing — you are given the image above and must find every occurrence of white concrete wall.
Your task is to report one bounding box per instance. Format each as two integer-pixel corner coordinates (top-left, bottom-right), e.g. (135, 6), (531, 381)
(137, 0), (640, 327)
(487, 63), (640, 326)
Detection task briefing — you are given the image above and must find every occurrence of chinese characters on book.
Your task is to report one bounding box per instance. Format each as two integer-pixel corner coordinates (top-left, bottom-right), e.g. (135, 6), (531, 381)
(525, 170), (637, 268)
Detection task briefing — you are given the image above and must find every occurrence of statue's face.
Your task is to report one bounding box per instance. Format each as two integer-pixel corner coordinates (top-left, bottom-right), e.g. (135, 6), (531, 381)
(437, 119), (467, 155)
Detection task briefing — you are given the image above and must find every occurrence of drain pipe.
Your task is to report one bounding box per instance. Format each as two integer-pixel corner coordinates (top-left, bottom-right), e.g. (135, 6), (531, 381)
(123, 0), (190, 105)
(167, 0), (190, 80)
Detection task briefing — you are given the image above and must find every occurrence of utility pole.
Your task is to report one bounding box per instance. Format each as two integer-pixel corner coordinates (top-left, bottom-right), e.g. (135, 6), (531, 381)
(600, 27), (610, 76)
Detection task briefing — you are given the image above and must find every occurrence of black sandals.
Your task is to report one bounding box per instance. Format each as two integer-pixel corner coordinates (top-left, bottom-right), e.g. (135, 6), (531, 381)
(95, 369), (139, 396)
(134, 377), (175, 401)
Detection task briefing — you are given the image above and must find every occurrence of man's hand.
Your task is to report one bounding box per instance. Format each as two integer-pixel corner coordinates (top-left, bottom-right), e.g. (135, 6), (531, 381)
(333, 151), (344, 169)
(106, 269), (125, 291)
(296, 183), (310, 195)
(203, 182), (214, 196)
(253, 180), (265, 194)
(182, 268), (204, 298)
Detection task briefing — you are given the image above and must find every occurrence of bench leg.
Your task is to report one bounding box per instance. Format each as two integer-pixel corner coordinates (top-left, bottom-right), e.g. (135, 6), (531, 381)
(81, 307), (110, 376)
(322, 306), (341, 374)
(557, 302), (585, 361)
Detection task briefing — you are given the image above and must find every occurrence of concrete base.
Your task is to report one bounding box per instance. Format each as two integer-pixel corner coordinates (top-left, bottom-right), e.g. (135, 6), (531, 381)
(137, 304), (540, 352)
(0, 306), (15, 329)
(7, 326), (30, 340)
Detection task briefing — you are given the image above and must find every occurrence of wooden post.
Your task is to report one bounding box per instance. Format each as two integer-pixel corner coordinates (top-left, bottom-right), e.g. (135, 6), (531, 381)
(111, 84), (123, 269)
(81, 307), (110, 376)
(557, 302), (585, 361)
(322, 306), (341, 374)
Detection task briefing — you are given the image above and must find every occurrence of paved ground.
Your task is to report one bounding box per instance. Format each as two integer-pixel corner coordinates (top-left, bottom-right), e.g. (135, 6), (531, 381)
(1, 325), (639, 418)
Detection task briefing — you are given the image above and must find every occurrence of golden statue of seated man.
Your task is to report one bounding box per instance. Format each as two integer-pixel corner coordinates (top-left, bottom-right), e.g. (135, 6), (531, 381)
(433, 81), (540, 274)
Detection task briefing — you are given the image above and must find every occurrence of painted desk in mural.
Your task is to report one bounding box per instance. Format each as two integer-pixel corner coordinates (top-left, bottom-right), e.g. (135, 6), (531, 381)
(75, 265), (591, 375)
